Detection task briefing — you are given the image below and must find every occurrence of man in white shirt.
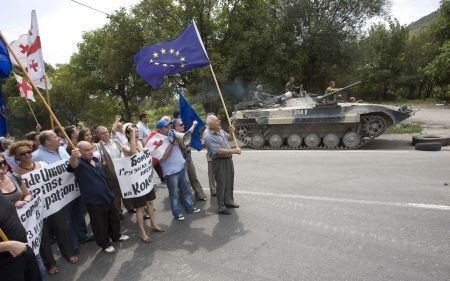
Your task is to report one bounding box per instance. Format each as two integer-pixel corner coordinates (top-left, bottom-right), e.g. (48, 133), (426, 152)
(136, 112), (150, 143)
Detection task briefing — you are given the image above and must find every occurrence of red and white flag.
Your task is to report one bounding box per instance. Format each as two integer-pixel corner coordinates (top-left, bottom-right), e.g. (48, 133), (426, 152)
(14, 73), (35, 101)
(9, 10), (52, 90)
(144, 130), (169, 160)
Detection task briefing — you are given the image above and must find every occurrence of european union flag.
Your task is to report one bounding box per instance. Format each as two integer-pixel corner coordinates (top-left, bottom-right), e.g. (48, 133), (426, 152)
(0, 87), (8, 136)
(133, 20), (210, 89)
(0, 37), (12, 79)
(178, 89), (205, 151)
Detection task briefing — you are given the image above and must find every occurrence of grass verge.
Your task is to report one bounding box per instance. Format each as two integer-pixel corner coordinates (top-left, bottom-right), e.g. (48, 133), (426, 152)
(385, 122), (423, 134)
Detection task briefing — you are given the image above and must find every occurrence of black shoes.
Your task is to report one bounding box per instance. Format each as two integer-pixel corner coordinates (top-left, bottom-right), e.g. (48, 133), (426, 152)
(226, 203), (239, 208)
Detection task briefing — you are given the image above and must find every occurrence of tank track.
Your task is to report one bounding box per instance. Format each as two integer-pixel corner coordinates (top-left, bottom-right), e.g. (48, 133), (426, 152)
(235, 123), (368, 150)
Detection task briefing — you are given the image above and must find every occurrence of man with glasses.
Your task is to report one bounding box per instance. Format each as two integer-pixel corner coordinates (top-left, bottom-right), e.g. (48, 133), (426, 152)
(173, 118), (207, 201)
(157, 119), (200, 221)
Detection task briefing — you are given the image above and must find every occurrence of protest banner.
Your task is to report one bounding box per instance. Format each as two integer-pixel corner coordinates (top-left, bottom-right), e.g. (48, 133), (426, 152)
(112, 151), (154, 199)
(16, 194), (44, 255)
(21, 159), (80, 217)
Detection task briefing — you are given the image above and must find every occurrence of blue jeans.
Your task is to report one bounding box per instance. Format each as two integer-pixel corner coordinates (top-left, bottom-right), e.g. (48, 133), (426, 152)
(165, 167), (194, 217)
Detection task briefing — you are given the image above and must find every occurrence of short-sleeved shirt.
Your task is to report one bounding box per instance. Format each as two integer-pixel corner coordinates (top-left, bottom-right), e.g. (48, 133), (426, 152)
(0, 193), (27, 264)
(160, 142), (186, 177)
(67, 158), (115, 207)
(32, 146), (70, 164)
(136, 121), (150, 141)
(204, 128), (231, 159)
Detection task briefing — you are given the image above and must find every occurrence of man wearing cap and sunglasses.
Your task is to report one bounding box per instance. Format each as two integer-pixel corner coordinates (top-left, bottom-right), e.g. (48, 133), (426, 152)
(157, 119), (200, 221)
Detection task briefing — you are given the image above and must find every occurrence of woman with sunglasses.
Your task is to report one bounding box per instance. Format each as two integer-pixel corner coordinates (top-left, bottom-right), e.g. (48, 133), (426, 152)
(122, 123), (163, 243)
(9, 140), (47, 175)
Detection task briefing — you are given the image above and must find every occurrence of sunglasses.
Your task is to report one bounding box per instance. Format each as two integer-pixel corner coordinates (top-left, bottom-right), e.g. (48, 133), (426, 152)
(178, 123), (184, 127)
(18, 150), (32, 157)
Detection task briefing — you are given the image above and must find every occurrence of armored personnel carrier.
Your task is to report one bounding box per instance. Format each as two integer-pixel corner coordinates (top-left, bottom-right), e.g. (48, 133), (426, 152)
(231, 83), (416, 149)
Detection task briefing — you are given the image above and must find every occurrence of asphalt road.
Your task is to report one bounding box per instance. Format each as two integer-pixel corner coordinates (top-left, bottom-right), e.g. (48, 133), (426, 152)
(48, 147), (450, 281)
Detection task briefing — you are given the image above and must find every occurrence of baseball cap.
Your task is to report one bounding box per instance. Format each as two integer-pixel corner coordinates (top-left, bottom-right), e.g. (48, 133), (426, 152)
(156, 119), (172, 129)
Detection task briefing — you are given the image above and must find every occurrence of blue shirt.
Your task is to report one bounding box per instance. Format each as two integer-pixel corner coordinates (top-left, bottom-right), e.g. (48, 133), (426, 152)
(160, 143), (186, 176)
(33, 146), (70, 164)
(204, 128), (231, 159)
(67, 158), (115, 206)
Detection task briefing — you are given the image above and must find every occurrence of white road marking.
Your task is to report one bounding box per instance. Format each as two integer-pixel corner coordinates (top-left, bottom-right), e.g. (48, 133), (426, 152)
(233, 190), (450, 211)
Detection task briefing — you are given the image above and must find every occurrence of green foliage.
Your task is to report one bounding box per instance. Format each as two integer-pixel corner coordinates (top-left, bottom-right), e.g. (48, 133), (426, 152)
(3, 0), (449, 138)
(385, 122), (423, 134)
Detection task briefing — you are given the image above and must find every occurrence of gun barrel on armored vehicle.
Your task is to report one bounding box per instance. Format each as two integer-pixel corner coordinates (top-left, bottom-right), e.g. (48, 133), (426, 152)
(263, 91), (293, 105)
(317, 81), (362, 102)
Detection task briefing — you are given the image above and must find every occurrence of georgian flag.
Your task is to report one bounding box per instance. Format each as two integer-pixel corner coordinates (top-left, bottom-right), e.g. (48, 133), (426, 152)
(144, 130), (169, 160)
(9, 10), (52, 90)
(14, 73), (35, 101)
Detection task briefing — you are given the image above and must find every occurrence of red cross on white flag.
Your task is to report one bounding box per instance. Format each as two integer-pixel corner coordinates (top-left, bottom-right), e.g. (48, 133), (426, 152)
(144, 130), (170, 160)
(9, 10), (52, 90)
(14, 73), (36, 101)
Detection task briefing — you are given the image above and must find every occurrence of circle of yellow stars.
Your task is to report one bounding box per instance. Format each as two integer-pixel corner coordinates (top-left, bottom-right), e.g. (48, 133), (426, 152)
(149, 48), (186, 68)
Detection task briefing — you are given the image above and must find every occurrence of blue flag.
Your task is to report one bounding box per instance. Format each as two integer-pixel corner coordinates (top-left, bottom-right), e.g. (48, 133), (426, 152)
(0, 87), (8, 136)
(133, 20), (210, 88)
(0, 38), (12, 79)
(178, 89), (205, 151)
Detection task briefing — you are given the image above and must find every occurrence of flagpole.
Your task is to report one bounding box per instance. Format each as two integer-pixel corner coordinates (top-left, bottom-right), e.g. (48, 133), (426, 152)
(0, 228), (8, 241)
(208, 64), (239, 149)
(44, 78), (54, 130)
(23, 97), (39, 125)
(0, 31), (75, 150)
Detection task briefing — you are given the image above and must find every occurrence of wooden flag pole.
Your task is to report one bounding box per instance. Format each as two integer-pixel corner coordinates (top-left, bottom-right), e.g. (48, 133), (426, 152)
(0, 228), (8, 241)
(44, 78), (54, 130)
(23, 97), (39, 125)
(0, 31), (75, 149)
(208, 64), (240, 149)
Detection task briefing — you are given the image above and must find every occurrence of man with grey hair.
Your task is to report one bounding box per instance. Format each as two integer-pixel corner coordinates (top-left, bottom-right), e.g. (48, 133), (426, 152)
(204, 115), (241, 215)
(68, 141), (129, 254)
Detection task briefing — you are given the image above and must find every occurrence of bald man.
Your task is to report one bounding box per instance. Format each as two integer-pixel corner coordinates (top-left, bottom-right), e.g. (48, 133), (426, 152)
(68, 141), (129, 254)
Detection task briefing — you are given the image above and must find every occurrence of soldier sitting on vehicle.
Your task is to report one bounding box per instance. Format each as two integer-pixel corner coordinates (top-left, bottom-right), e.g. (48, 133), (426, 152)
(249, 85), (273, 107)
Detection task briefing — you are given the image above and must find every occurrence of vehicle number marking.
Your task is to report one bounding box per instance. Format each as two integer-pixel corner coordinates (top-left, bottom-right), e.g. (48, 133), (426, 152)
(294, 109), (307, 116)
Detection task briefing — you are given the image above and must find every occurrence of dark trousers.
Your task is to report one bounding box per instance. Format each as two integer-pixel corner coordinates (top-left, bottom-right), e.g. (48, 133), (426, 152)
(69, 197), (89, 248)
(154, 163), (164, 182)
(39, 219), (57, 269)
(41, 205), (78, 259)
(187, 159), (206, 199)
(0, 247), (41, 281)
(212, 158), (235, 212)
(86, 203), (120, 249)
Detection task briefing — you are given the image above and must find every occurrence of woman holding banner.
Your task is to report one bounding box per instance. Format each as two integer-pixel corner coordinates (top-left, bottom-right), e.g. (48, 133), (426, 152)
(122, 123), (163, 243)
(0, 152), (47, 280)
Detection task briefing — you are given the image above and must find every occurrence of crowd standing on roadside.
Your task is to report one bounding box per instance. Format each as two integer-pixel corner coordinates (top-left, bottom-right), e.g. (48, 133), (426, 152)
(0, 111), (240, 281)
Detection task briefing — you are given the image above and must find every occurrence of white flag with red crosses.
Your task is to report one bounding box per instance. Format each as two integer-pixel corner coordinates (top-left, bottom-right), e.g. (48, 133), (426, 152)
(9, 10), (52, 90)
(144, 130), (170, 160)
(14, 73), (36, 101)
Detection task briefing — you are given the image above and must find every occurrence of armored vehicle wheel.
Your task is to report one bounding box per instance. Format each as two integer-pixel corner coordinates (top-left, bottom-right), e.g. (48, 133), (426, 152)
(236, 127), (248, 138)
(251, 135), (265, 148)
(304, 133), (320, 148)
(342, 132), (361, 148)
(323, 133), (340, 148)
(287, 134), (302, 148)
(269, 134), (283, 148)
(362, 115), (388, 138)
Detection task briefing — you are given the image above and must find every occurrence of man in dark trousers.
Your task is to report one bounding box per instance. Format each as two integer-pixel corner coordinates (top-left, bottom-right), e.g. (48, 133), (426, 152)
(68, 141), (129, 254)
(204, 115), (241, 215)
(0, 193), (41, 281)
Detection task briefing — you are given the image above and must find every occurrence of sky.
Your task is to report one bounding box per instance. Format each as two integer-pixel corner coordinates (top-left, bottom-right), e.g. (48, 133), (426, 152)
(0, 0), (442, 66)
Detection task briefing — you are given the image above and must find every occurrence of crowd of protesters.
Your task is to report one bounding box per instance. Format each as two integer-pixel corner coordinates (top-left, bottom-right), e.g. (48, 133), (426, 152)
(0, 110), (240, 281)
